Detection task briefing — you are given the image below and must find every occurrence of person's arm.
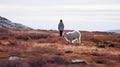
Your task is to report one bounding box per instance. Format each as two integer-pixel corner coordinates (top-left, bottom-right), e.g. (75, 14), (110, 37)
(58, 22), (60, 30)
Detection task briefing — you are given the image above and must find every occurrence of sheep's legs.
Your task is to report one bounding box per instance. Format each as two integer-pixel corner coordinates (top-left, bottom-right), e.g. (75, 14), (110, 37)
(77, 37), (80, 46)
(70, 40), (72, 44)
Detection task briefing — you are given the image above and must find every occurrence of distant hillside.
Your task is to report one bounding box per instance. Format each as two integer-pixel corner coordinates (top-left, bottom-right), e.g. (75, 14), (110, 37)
(107, 29), (120, 33)
(0, 16), (32, 29)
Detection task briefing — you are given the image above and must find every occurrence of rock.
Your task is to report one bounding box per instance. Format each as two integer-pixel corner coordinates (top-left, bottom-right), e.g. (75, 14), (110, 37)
(109, 44), (115, 47)
(103, 41), (111, 45)
(98, 44), (105, 48)
(24, 36), (32, 41)
(98, 41), (115, 48)
(65, 50), (73, 53)
(27, 36), (32, 40)
(52, 57), (69, 64)
(71, 59), (87, 64)
(96, 60), (105, 64)
(8, 55), (23, 60)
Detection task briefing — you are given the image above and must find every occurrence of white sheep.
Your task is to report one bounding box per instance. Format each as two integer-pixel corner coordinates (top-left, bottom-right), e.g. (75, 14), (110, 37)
(63, 31), (81, 45)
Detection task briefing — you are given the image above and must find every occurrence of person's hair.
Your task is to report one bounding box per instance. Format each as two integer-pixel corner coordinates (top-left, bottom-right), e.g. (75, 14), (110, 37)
(60, 19), (63, 22)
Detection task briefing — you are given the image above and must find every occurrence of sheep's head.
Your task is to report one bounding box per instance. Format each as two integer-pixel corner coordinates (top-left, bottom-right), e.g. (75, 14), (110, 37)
(63, 32), (67, 37)
(63, 32), (70, 42)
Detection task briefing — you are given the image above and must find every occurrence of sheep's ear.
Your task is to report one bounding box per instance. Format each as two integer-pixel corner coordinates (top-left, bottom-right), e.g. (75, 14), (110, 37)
(64, 32), (66, 34)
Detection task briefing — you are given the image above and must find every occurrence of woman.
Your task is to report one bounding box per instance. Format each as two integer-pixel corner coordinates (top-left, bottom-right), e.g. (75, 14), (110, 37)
(58, 19), (64, 37)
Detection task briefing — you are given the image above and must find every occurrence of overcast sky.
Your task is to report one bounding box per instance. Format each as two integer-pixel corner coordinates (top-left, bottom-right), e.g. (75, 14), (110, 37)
(0, 0), (120, 31)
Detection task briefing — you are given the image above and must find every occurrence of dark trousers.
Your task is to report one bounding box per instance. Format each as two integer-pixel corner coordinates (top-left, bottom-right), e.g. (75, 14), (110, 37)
(59, 30), (63, 37)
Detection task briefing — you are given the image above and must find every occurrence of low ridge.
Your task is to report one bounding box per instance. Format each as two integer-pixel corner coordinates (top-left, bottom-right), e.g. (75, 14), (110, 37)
(0, 16), (32, 29)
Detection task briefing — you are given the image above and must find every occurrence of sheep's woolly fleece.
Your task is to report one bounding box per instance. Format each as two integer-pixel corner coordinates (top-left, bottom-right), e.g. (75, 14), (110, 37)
(63, 31), (81, 45)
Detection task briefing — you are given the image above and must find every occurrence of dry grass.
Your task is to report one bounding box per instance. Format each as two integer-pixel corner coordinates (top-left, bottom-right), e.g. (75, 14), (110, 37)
(0, 28), (120, 67)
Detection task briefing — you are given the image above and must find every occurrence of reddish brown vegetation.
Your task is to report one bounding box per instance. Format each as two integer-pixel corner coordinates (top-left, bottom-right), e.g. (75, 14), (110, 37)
(0, 28), (120, 67)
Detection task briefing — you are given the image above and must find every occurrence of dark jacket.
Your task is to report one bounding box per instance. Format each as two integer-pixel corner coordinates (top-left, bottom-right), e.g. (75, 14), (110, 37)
(58, 22), (64, 31)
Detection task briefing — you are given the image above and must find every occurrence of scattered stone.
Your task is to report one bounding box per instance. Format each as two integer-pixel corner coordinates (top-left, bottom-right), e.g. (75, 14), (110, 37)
(97, 41), (116, 48)
(71, 59), (87, 64)
(108, 44), (115, 47)
(8, 55), (23, 60)
(91, 53), (99, 56)
(103, 41), (111, 45)
(52, 57), (69, 64)
(65, 50), (73, 54)
(26, 36), (32, 40)
(96, 60), (105, 64)
(98, 44), (105, 48)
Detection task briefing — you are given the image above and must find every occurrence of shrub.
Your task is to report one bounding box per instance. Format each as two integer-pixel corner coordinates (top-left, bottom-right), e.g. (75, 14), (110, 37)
(16, 33), (52, 41)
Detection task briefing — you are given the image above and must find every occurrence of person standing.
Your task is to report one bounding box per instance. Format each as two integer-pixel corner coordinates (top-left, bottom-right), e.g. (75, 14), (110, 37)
(58, 19), (64, 37)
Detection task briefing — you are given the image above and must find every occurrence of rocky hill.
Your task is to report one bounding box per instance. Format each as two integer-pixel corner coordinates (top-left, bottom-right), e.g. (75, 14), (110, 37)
(0, 16), (32, 29)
